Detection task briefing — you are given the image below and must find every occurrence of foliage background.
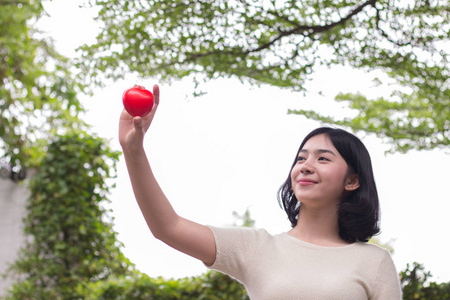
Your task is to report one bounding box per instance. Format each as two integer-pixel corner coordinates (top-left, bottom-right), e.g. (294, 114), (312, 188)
(81, 0), (449, 153)
(1, 0), (449, 299)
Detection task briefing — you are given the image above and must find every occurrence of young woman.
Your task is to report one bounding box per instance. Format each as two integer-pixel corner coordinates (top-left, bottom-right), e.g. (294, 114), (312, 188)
(119, 84), (402, 299)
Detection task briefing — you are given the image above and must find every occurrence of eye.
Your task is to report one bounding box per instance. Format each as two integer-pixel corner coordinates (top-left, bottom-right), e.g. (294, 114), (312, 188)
(296, 156), (305, 162)
(318, 156), (330, 161)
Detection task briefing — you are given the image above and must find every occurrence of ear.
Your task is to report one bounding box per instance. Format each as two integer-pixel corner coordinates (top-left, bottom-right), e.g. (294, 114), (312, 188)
(344, 174), (360, 191)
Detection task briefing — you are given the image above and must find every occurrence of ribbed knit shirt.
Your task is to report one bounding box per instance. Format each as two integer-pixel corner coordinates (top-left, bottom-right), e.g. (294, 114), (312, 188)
(206, 226), (402, 300)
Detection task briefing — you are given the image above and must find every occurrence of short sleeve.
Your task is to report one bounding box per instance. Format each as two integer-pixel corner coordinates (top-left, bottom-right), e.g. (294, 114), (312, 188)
(371, 251), (402, 299)
(205, 226), (267, 283)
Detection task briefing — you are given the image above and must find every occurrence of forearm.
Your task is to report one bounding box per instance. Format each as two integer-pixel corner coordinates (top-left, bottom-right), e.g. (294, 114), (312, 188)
(123, 146), (179, 239)
(122, 146), (216, 265)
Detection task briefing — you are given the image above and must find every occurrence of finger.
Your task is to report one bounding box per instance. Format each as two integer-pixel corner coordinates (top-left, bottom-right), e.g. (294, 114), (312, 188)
(133, 116), (142, 126)
(153, 84), (160, 106)
(133, 116), (145, 135)
(143, 84), (159, 120)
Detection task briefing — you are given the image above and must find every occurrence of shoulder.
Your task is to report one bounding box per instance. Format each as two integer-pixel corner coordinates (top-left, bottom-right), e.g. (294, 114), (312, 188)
(208, 226), (273, 247)
(206, 226), (276, 281)
(351, 242), (392, 257)
(354, 244), (402, 298)
(348, 242), (395, 271)
(208, 226), (282, 263)
(351, 243), (399, 281)
(345, 243), (401, 298)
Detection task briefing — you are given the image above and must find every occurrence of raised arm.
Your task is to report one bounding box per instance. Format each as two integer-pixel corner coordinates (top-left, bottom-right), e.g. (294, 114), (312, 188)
(118, 84), (216, 265)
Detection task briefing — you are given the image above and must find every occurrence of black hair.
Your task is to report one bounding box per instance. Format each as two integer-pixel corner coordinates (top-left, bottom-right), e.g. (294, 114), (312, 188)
(277, 127), (380, 243)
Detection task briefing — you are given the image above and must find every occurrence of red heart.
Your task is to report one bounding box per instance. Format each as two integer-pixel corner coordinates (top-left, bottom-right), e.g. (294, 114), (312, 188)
(122, 86), (154, 117)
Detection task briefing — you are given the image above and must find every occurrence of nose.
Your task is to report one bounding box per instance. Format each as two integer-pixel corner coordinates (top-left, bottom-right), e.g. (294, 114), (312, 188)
(300, 159), (315, 174)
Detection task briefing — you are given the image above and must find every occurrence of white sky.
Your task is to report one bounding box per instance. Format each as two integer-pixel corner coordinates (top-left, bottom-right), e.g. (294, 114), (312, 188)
(38, 1), (449, 283)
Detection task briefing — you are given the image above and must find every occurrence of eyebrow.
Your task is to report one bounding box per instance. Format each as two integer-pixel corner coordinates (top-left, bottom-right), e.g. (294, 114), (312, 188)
(299, 149), (336, 156)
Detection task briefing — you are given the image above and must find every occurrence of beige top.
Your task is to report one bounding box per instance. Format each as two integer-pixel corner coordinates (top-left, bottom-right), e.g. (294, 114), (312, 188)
(207, 226), (402, 300)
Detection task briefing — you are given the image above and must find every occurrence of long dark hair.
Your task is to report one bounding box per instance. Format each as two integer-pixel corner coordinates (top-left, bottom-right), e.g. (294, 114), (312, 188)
(277, 127), (380, 243)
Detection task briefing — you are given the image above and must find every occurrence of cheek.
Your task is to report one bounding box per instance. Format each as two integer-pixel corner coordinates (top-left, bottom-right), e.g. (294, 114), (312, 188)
(326, 167), (348, 187)
(290, 166), (299, 184)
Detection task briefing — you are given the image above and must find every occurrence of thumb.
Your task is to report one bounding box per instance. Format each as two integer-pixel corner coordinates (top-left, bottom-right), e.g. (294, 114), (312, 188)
(133, 117), (145, 136)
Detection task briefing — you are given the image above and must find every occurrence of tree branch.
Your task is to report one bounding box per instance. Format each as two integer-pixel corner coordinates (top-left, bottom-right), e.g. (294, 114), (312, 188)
(373, 4), (412, 47)
(180, 0), (379, 65)
(0, 0), (28, 5)
(248, 0), (378, 53)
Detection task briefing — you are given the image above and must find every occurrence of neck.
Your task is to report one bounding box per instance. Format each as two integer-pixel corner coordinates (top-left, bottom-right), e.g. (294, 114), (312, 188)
(288, 204), (348, 246)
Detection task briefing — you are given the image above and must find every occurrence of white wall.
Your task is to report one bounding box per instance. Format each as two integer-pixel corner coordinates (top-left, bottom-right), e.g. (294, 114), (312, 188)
(0, 171), (33, 296)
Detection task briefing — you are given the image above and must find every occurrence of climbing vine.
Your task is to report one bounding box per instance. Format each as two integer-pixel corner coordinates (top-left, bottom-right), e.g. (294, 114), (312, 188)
(4, 130), (133, 299)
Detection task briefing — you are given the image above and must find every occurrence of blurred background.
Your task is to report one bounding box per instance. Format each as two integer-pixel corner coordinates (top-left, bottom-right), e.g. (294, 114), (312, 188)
(1, 0), (449, 299)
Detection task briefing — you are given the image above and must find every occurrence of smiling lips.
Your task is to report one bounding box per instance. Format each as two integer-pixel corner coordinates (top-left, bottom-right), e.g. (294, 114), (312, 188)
(298, 178), (318, 186)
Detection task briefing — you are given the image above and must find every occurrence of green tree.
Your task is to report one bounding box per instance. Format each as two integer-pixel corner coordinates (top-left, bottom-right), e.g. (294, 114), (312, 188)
(79, 0), (449, 153)
(4, 131), (133, 299)
(232, 208), (256, 228)
(80, 270), (248, 300)
(400, 262), (450, 300)
(0, 0), (84, 170)
(1, 2), (135, 298)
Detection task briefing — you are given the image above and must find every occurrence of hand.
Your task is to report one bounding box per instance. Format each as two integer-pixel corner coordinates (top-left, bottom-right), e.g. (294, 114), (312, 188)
(119, 84), (160, 152)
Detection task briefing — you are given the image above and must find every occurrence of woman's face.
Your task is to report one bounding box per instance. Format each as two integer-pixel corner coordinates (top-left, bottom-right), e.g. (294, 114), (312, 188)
(290, 134), (358, 209)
